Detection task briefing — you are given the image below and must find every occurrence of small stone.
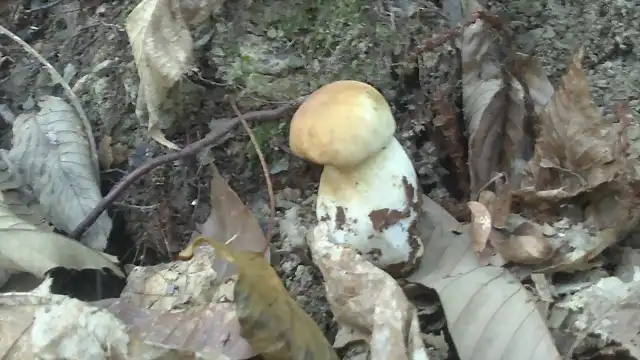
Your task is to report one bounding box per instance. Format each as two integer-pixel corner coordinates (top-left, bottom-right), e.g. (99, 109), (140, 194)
(266, 28), (278, 38)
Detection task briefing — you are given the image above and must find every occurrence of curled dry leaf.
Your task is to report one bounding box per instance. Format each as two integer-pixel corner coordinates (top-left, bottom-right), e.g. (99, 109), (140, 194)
(467, 201), (491, 253)
(0, 192), (122, 278)
(125, 0), (224, 149)
(0, 294), (198, 359)
(107, 243), (253, 359)
(491, 221), (553, 265)
(309, 222), (429, 360)
(408, 196), (561, 360)
(6, 96), (111, 251)
(460, 0), (554, 196)
(197, 163), (268, 278)
(179, 237), (338, 360)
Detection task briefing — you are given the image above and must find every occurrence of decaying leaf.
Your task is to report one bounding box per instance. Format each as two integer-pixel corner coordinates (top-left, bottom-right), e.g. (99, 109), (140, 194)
(534, 218), (619, 273)
(0, 192), (122, 278)
(309, 222), (429, 360)
(460, 0), (554, 196)
(467, 201), (491, 253)
(491, 221), (553, 265)
(550, 277), (640, 358)
(490, 175), (512, 228)
(6, 96), (111, 251)
(409, 196), (561, 360)
(179, 237), (338, 360)
(125, 0), (224, 149)
(0, 294), (198, 359)
(197, 163), (268, 277)
(108, 243), (253, 359)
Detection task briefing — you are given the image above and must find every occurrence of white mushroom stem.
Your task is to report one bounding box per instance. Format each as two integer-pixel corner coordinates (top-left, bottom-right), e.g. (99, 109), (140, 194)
(316, 137), (422, 275)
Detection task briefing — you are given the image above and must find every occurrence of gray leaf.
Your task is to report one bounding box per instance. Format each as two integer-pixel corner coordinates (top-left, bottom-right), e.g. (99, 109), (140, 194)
(7, 96), (111, 250)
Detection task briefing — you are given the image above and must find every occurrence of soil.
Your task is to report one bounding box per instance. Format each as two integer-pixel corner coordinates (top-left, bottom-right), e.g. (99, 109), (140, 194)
(1, 0), (639, 358)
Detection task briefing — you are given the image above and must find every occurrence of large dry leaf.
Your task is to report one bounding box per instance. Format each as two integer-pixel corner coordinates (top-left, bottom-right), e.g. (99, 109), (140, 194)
(0, 192), (123, 278)
(105, 244), (253, 359)
(309, 222), (428, 360)
(0, 293), (199, 359)
(408, 196), (560, 360)
(518, 46), (630, 197)
(460, 1), (553, 196)
(6, 96), (111, 251)
(514, 48), (639, 257)
(180, 238), (338, 360)
(197, 163), (268, 278)
(126, 0), (223, 149)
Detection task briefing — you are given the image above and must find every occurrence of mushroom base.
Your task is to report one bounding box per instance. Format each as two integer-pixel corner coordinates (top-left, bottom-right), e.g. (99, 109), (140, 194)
(315, 138), (424, 278)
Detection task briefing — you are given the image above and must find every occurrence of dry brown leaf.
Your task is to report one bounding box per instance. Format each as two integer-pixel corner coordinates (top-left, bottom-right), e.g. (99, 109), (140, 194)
(513, 47), (639, 264)
(125, 0), (224, 149)
(408, 196), (561, 360)
(179, 237), (339, 360)
(197, 163), (268, 277)
(460, 1), (553, 197)
(491, 221), (553, 265)
(309, 222), (429, 360)
(467, 201), (491, 253)
(518, 46), (629, 197)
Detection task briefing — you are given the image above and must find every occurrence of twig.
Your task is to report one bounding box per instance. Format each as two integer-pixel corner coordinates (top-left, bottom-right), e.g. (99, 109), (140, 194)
(0, 25), (100, 177)
(24, 0), (62, 13)
(229, 99), (276, 251)
(70, 98), (305, 240)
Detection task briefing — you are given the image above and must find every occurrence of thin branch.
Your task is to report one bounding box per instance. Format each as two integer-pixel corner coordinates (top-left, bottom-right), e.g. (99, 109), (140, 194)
(70, 97), (305, 240)
(230, 99), (276, 252)
(0, 25), (100, 177)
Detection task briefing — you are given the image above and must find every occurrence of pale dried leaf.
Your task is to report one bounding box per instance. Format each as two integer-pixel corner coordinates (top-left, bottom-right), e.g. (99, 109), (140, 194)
(125, 0), (223, 149)
(0, 193), (123, 278)
(197, 163), (268, 277)
(309, 223), (428, 360)
(0, 154), (49, 229)
(105, 244), (252, 359)
(409, 196), (560, 360)
(467, 201), (491, 253)
(552, 278), (640, 358)
(6, 96), (111, 250)
(0, 294), (201, 359)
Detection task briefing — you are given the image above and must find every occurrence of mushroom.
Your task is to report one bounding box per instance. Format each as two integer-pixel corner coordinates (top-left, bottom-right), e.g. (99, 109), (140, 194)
(289, 80), (423, 277)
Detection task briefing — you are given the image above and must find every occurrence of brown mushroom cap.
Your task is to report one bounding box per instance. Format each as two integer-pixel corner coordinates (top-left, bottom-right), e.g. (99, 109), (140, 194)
(289, 80), (396, 168)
